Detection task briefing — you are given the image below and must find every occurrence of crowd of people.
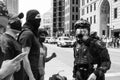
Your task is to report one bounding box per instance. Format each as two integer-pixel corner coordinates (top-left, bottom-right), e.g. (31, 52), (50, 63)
(102, 37), (120, 48)
(0, 1), (56, 80)
(0, 1), (111, 80)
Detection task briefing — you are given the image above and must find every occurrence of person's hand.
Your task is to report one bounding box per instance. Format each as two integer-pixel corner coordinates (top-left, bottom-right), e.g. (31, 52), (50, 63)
(0, 52), (27, 78)
(0, 60), (20, 78)
(87, 73), (96, 80)
(15, 63), (21, 72)
(52, 52), (56, 58)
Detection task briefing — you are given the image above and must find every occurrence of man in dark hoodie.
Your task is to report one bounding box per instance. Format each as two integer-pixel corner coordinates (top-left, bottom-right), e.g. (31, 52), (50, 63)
(18, 9), (41, 80)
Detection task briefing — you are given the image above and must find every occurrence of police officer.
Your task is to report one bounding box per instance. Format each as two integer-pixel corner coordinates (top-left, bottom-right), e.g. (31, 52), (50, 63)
(73, 19), (111, 80)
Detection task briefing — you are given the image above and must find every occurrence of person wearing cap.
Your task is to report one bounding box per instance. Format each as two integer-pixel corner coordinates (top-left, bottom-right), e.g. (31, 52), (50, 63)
(38, 28), (56, 80)
(18, 9), (41, 80)
(73, 19), (111, 80)
(0, 19), (8, 80)
(0, 13), (24, 80)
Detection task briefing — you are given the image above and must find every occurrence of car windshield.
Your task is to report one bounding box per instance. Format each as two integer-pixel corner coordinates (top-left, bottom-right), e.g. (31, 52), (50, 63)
(63, 38), (70, 40)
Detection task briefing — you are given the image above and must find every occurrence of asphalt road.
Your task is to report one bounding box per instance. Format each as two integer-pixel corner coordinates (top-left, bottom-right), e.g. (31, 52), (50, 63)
(44, 43), (120, 80)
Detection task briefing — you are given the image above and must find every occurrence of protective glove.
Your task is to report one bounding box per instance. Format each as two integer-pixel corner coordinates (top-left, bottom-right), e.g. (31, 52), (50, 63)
(52, 52), (57, 58)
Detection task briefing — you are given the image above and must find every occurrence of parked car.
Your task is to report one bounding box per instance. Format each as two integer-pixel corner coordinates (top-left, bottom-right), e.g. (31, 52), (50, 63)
(57, 37), (73, 47)
(70, 38), (76, 47)
(45, 37), (51, 43)
(48, 37), (57, 44)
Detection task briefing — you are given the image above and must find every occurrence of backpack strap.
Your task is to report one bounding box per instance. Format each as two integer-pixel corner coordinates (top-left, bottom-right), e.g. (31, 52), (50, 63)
(17, 29), (27, 42)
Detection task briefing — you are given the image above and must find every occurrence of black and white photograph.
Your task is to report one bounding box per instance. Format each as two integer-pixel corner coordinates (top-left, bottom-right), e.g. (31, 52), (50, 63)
(0, 0), (119, 80)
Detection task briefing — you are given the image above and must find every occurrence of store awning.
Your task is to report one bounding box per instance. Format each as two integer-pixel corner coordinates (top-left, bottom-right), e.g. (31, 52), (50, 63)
(111, 29), (120, 32)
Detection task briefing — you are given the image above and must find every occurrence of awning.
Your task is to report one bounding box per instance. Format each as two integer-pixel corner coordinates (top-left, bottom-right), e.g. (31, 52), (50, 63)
(111, 29), (120, 33)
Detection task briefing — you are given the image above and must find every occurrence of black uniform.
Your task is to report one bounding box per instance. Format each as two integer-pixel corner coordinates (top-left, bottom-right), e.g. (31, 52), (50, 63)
(73, 38), (111, 80)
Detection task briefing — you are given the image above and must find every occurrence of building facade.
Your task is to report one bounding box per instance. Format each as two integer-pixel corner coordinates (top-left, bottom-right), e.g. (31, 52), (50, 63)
(65, 0), (80, 36)
(80, 0), (120, 38)
(42, 11), (53, 36)
(52, 0), (65, 37)
(3, 0), (18, 15)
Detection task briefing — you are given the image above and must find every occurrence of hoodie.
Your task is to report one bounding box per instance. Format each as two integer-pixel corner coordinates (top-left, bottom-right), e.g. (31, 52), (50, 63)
(23, 9), (41, 37)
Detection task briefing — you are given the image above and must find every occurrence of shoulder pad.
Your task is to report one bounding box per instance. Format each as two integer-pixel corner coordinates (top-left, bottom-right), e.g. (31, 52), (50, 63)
(95, 40), (106, 49)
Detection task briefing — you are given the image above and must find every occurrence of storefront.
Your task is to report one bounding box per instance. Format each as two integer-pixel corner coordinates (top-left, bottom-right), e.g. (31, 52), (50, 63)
(111, 29), (120, 38)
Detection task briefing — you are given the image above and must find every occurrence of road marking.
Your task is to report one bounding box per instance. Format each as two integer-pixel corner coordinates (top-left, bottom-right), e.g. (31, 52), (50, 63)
(105, 72), (120, 77)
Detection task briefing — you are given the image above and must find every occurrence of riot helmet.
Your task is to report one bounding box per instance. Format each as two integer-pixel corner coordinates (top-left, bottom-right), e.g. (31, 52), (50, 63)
(74, 19), (91, 41)
(74, 18), (90, 32)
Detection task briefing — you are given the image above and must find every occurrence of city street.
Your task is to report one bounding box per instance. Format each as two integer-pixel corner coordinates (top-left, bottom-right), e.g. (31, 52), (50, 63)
(44, 43), (120, 80)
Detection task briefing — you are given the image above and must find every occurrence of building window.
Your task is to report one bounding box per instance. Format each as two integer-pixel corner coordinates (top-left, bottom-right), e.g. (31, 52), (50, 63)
(82, 0), (85, 6)
(114, 8), (117, 18)
(72, 0), (74, 4)
(114, 0), (117, 2)
(76, 0), (78, 4)
(102, 30), (105, 35)
(94, 3), (96, 10)
(87, 18), (89, 22)
(72, 23), (74, 29)
(90, 16), (92, 24)
(90, 5), (92, 12)
(72, 7), (74, 12)
(94, 15), (96, 23)
(87, 6), (89, 13)
(72, 15), (74, 20)
(87, 0), (89, 3)
(76, 7), (78, 12)
(76, 15), (78, 20)
(59, 1), (62, 6)
(54, 3), (57, 6)
(82, 9), (85, 15)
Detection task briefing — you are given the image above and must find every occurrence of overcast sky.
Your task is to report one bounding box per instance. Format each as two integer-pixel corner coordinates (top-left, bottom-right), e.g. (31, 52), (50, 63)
(19, 0), (52, 23)
(19, 0), (51, 16)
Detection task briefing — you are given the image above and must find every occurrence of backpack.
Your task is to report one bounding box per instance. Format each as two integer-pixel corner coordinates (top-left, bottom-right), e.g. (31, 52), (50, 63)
(17, 29), (28, 43)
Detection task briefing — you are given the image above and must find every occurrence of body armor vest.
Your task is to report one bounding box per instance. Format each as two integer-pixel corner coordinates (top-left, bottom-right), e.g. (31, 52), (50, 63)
(74, 42), (93, 68)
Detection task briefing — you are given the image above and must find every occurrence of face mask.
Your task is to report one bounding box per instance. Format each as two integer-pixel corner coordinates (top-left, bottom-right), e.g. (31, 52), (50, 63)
(28, 19), (41, 29)
(76, 28), (89, 43)
(34, 19), (41, 27)
(77, 34), (83, 39)
(39, 37), (45, 43)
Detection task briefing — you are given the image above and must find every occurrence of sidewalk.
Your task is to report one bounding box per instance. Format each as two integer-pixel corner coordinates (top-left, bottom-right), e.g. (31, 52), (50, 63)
(44, 47), (120, 80)
(44, 58), (73, 80)
(107, 47), (120, 53)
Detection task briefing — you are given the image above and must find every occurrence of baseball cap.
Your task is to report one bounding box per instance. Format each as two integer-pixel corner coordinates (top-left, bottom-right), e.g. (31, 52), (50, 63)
(8, 13), (24, 31)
